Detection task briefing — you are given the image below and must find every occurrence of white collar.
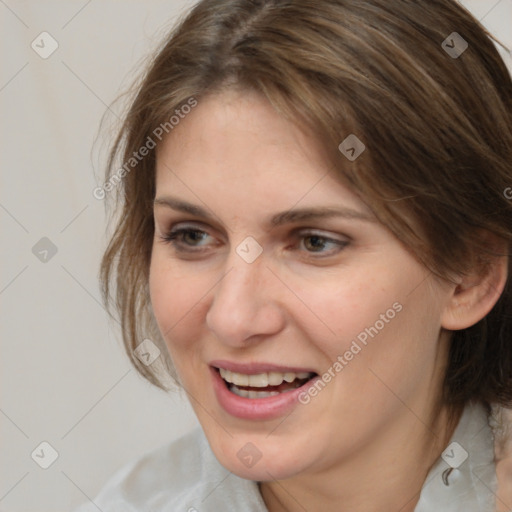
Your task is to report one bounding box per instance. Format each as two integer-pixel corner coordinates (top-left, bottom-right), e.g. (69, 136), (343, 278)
(414, 401), (497, 511)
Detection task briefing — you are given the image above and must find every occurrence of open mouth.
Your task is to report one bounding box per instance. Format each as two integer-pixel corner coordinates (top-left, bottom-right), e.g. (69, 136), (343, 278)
(214, 367), (318, 399)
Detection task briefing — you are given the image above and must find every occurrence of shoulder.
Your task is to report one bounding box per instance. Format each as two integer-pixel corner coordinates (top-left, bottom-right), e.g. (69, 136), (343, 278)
(72, 427), (267, 512)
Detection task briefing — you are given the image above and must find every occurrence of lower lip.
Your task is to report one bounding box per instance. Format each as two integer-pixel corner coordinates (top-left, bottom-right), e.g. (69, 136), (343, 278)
(210, 366), (319, 421)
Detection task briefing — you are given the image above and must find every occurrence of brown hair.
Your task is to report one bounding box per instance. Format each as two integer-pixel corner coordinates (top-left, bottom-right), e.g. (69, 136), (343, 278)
(99, 0), (512, 408)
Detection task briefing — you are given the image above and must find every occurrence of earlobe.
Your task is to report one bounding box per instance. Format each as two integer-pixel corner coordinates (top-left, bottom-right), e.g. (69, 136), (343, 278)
(441, 240), (508, 331)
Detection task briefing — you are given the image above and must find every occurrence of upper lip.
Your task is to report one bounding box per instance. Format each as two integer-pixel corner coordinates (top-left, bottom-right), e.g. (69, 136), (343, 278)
(210, 359), (318, 375)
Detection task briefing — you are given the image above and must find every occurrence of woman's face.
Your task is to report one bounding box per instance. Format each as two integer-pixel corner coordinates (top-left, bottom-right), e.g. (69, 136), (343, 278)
(150, 89), (453, 481)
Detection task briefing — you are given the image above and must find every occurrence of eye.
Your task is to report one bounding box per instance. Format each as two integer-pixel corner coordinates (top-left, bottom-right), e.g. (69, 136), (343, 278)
(157, 225), (349, 257)
(296, 230), (349, 256)
(158, 226), (213, 251)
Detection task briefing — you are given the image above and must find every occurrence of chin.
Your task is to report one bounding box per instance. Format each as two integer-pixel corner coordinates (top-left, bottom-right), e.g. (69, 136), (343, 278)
(207, 430), (313, 481)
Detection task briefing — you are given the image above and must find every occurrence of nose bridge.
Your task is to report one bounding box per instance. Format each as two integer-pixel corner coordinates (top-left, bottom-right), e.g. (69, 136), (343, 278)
(206, 242), (284, 344)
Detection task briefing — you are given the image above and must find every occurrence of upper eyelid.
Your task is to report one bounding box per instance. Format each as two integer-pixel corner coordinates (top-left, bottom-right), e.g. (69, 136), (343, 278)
(164, 222), (348, 239)
(153, 209), (360, 234)
(163, 224), (349, 249)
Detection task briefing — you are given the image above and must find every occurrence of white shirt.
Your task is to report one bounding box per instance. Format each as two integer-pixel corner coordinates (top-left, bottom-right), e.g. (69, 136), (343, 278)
(73, 401), (497, 511)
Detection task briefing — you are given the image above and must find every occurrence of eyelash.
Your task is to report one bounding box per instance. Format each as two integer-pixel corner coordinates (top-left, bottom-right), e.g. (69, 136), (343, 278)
(158, 225), (349, 257)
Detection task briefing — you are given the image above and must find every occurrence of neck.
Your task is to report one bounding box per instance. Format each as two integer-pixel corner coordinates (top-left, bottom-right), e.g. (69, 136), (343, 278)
(259, 403), (461, 512)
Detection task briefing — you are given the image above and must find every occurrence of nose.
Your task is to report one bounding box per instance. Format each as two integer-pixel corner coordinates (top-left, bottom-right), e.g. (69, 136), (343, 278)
(205, 246), (286, 347)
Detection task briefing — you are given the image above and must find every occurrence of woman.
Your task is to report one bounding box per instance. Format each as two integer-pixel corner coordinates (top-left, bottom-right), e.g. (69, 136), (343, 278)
(77, 0), (512, 510)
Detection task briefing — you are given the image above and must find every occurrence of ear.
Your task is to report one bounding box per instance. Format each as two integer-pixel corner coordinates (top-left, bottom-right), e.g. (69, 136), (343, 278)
(441, 233), (509, 331)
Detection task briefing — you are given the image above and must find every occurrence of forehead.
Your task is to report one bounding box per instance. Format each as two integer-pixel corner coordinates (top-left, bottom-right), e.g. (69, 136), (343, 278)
(154, 90), (373, 219)
(156, 89), (324, 172)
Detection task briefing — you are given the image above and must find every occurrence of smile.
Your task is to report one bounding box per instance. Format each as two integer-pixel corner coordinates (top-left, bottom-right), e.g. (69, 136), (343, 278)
(209, 360), (320, 420)
(218, 368), (316, 398)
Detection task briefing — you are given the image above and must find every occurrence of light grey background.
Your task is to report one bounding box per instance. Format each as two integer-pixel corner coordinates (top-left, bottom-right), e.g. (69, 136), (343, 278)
(1, 1), (511, 510)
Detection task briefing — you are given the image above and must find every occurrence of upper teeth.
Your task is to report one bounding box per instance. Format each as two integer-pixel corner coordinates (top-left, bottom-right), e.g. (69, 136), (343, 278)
(219, 368), (313, 387)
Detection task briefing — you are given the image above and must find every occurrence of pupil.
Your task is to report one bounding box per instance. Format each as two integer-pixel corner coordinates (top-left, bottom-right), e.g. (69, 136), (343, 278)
(187, 231), (204, 243)
(306, 236), (324, 251)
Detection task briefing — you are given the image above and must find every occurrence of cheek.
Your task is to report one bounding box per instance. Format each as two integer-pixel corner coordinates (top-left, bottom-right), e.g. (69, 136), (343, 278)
(149, 251), (219, 375)
(149, 253), (199, 349)
(296, 266), (404, 357)
(300, 260), (440, 389)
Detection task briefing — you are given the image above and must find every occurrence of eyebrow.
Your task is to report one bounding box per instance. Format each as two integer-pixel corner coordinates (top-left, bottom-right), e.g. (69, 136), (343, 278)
(153, 196), (377, 227)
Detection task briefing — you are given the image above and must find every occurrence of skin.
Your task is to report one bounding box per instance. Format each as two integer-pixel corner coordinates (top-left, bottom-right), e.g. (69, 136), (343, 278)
(149, 88), (507, 512)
